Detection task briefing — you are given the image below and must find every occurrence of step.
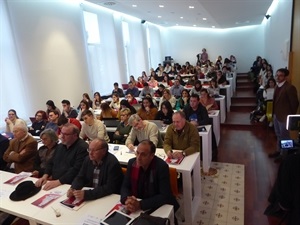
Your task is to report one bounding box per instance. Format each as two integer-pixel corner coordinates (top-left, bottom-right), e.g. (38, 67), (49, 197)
(236, 86), (255, 91)
(231, 96), (256, 104)
(234, 90), (256, 97)
(221, 111), (265, 127)
(230, 103), (257, 112)
(236, 82), (255, 87)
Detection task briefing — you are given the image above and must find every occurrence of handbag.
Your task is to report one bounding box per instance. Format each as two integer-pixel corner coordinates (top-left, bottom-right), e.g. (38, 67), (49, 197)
(131, 212), (170, 225)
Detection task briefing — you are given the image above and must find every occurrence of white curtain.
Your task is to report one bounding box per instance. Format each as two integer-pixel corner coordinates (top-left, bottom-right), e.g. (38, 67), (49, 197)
(0, 0), (27, 129)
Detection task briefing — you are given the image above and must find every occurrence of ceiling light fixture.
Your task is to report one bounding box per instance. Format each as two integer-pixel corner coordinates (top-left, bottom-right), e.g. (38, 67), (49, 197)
(189, 6), (194, 9)
(158, 16), (162, 18)
(159, 5), (164, 8)
(132, 4), (137, 7)
(180, 17), (183, 19)
(203, 18), (207, 20)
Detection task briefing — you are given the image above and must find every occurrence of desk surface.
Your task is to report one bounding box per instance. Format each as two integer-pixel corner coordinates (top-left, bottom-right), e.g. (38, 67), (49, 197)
(0, 171), (174, 225)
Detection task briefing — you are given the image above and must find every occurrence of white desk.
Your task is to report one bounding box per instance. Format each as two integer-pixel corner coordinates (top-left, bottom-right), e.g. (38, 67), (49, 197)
(226, 77), (234, 97)
(0, 171), (174, 225)
(215, 95), (226, 123)
(199, 125), (212, 173)
(219, 85), (231, 112)
(209, 110), (220, 146)
(113, 146), (201, 225)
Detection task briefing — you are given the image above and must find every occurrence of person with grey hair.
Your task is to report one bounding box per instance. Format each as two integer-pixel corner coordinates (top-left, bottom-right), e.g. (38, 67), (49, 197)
(67, 138), (123, 201)
(125, 114), (162, 151)
(3, 123), (38, 173)
(35, 123), (88, 190)
(32, 129), (59, 177)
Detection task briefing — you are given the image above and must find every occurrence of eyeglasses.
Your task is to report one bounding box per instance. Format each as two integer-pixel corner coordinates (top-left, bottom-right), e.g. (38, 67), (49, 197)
(87, 148), (102, 153)
(61, 132), (74, 136)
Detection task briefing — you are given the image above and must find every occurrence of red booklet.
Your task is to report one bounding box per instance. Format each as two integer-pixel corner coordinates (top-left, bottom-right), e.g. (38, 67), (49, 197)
(4, 172), (32, 185)
(31, 193), (61, 208)
(60, 196), (85, 211)
(165, 156), (185, 165)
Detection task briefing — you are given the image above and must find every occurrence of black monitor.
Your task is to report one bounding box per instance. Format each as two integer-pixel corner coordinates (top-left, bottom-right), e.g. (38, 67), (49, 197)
(286, 115), (300, 130)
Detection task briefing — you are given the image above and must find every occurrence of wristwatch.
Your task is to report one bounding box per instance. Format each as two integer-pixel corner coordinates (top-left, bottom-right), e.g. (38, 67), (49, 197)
(182, 151), (186, 156)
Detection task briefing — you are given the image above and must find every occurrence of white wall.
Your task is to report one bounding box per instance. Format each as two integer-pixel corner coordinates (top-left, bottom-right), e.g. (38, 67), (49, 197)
(264, 0), (293, 71)
(161, 25), (265, 72)
(6, 0), (90, 112)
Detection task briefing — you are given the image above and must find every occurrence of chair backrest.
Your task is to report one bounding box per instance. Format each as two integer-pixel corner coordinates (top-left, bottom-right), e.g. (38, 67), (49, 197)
(169, 167), (178, 197)
(122, 84), (129, 90)
(122, 167), (127, 175)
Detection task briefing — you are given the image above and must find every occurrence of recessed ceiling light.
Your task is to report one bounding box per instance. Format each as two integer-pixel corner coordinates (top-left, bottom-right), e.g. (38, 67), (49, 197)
(180, 16), (183, 19)
(189, 6), (194, 9)
(212, 26), (215, 28)
(193, 24), (196, 27)
(159, 5), (164, 8)
(158, 16), (162, 18)
(203, 18), (207, 20)
(176, 24), (179, 26)
(132, 4), (137, 7)
(103, 1), (116, 6)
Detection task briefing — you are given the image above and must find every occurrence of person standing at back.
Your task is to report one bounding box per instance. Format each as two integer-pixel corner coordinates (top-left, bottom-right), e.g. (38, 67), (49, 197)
(269, 68), (299, 163)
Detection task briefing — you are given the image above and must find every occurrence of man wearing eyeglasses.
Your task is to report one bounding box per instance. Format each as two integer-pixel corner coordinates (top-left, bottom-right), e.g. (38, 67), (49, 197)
(66, 138), (123, 201)
(35, 123), (88, 190)
(121, 140), (178, 213)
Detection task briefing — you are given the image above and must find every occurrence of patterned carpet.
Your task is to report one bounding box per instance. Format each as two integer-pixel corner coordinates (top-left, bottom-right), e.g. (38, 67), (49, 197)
(177, 162), (245, 225)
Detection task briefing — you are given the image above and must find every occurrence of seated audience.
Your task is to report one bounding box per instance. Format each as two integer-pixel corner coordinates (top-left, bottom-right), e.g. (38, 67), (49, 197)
(175, 89), (190, 110)
(129, 75), (137, 87)
(125, 81), (139, 97)
(109, 93), (121, 111)
(184, 94), (209, 126)
(263, 77), (276, 101)
(170, 78), (184, 98)
(136, 76), (144, 88)
(189, 80), (202, 96)
(32, 129), (58, 177)
(80, 110), (110, 142)
(142, 71), (149, 83)
(57, 115), (82, 134)
(112, 82), (125, 97)
(207, 78), (220, 97)
(155, 101), (173, 125)
(120, 140), (179, 213)
(76, 100), (95, 121)
(67, 138), (123, 201)
(93, 92), (103, 110)
(186, 74), (198, 86)
(35, 123), (88, 190)
(163, 111), (200, 158)
(200, 88), (219, 111)
(3, 124), (37, 173)
(161, 74), (173, 87)
(125, 114), (162, 150)
(113, 108), (132, 144)
(5, 109), (27, 133)
(61, 99), (78, 118)
(0, 134), (9, 170)
(137, 97), (158, 120)
(119, 99), (137, 116)
(176, 74), (186, 86)
(45, 110), (60, 133)
(80, 93), (93, 109)
(148, 75), (158, 88)
(154, 84), (165, 97)
(100, 102), (118, 120)
(126, 93), (138, 105)
(216, 70), (227, 86)
(28, 110), (48, 136)
(46, 100), (61, 116)
(158, 89), (176, 110)
(215, 55), (223, 70)
(139, 82), (154, 98)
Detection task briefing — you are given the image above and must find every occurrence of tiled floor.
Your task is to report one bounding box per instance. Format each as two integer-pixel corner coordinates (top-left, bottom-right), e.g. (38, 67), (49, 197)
(187, 162), (245, 225)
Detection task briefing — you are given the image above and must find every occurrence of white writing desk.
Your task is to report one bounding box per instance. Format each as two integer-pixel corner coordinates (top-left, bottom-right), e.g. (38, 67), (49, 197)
(209, 110), (220, 146)
(219, 85), (231, 112)
(0, 171), (174, 225)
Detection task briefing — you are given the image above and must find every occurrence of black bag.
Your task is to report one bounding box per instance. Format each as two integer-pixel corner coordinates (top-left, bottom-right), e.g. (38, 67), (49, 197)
(131, 213), (170, 225)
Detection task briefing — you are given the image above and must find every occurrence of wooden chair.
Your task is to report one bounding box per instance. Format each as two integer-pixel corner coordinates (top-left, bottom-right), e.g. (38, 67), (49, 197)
(169, 167), (179, 197)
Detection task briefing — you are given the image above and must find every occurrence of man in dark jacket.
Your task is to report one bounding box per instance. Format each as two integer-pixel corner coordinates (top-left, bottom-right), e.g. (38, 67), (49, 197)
(67, 138), (123, 201)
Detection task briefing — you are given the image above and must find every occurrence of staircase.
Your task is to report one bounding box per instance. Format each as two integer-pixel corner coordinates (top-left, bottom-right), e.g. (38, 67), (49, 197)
(222, 73), (262, 127)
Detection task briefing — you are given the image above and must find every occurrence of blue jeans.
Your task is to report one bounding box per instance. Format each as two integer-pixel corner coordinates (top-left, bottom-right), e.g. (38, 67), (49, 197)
(273, 115), (290, 152)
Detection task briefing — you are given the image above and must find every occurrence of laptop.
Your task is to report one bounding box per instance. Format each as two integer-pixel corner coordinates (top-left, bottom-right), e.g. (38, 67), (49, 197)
(102, 119), (120, 127)
(148, 120), (167, 131)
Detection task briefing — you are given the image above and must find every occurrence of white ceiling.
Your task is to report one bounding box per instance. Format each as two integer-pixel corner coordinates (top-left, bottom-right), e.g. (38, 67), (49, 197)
(85, 0), (274, 29)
